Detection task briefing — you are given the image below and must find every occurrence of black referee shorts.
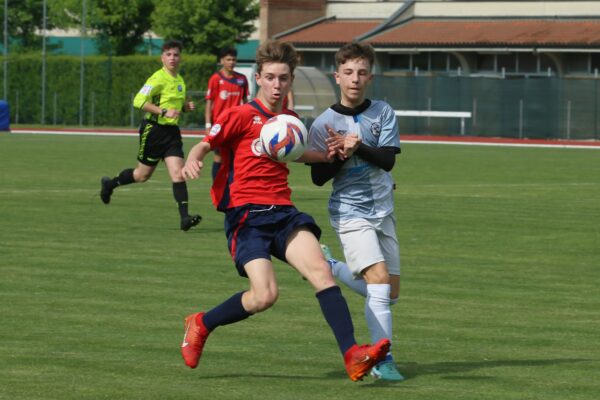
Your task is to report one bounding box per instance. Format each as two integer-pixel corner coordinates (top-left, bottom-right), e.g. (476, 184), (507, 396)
(137, 120), (184, 166)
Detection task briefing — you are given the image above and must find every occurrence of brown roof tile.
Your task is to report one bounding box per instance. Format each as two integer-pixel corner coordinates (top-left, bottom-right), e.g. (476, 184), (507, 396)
(369, 19), (600, 47)
(277, 19), (383, 46)
(281, 18), (600, 48)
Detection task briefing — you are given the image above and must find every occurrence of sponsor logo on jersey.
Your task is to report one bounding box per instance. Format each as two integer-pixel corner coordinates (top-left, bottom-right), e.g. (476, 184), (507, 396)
(371, 122), (382, 136)
(209, 124), (221, 137)
(219, 90), (242, 100)
(252, 116), (262, 125)
(236, 78), (245, 86)
(139, 84), (153, 95)
(251, 138), (263, 156)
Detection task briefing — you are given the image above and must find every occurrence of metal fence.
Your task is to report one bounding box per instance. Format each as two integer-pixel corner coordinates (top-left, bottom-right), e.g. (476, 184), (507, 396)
(365, 75), (600, 140)
(6, 73), (600, 140)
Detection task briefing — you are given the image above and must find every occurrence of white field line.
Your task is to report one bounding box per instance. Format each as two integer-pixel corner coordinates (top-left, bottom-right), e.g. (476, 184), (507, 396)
(404, 139), (600, 150)
(9, 129), (600, 149)
(1, 182), (597, 196)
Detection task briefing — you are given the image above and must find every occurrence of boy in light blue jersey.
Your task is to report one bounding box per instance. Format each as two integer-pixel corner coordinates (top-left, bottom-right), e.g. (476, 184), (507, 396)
(308, 41), (404, 381)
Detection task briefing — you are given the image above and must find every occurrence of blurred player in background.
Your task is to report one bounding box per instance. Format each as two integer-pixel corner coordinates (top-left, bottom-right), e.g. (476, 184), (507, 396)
(309, 41), (405, 381)
(204, 47), (249, 180)
(179, 39), (390, 382)
(100, 40), (201, 232)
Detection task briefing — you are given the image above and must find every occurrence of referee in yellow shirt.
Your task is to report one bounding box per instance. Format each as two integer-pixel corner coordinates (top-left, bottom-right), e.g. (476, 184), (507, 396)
(100, 39), (201, 231)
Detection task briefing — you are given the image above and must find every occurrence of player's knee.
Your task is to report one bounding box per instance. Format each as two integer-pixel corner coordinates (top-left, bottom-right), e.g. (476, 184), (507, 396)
(134, 170), (152, 182)
(253, 290), (279, 312)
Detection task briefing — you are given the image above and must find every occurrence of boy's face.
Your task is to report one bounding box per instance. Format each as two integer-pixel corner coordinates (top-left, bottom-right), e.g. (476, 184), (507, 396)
(255, 62), (294, 109)
(334, 57), (373, 107)
(220, 54), (237, 73)
(161, 47), (181, 72)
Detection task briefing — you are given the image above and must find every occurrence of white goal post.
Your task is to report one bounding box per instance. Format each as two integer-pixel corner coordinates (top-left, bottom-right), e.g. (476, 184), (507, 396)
(395, 110), (472, 135)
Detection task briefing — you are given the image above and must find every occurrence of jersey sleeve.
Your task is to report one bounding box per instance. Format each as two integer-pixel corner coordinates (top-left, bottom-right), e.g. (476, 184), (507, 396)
(133, 73), (162, 110)
(378, 103), (401, 149)
(241, 75), (249, 101)
(308, 112), (330, 152)
(202, 107), (244, 150)
(205, 74), (218, 101)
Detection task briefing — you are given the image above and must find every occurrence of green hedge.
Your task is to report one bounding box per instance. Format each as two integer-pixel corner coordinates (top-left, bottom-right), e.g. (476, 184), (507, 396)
(1, 53), (216, 127)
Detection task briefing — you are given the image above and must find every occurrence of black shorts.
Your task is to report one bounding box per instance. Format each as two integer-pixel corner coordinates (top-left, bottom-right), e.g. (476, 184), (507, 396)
(224, 204), (322, 277)
(137, 120), (184, 166)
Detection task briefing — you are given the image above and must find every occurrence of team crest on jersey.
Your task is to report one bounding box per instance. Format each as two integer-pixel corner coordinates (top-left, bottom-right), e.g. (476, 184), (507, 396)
(209, 124), (221, 137)
(139, 84), (153, 95)
(177, 85), (183, 92)
(251, 138), (263, 156)
(371, 122), (382, 136)
(252, 116), (262, 125)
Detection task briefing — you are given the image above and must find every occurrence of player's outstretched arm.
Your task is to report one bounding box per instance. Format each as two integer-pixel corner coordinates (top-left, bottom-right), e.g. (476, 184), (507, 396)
(182, 142), (211, 180)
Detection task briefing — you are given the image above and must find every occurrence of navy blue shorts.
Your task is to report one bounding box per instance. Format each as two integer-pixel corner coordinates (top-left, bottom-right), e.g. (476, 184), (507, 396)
(224, 204), (322, 277)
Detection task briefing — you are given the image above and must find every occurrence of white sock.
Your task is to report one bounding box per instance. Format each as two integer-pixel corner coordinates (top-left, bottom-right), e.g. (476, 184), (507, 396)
(330, 260), (368, 297)
(365, 283), (393, 356)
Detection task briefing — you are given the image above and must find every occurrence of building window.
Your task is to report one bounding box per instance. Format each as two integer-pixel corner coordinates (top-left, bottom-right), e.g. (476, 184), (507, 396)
(566, 53), (590, 73)
(539, 54), (555, 75)
(412, 53), (428, 72)
(430, 53), (447, 71)
(389, 54), (410, 70)
(591, 53), (600, 74)
(517, 53), (537, 73)
(477, 54), (496, 72)
(303, 52), (321, 69)
(497, 54), (515, 73)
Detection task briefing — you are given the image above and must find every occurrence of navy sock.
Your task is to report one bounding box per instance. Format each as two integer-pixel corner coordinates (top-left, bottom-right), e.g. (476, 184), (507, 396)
(110, 168), (134, 189)
(211, 162), (221, 181)
(172, 181), (189, 218)
(203, 291), (251, 331)
(316, 285), (356, 354)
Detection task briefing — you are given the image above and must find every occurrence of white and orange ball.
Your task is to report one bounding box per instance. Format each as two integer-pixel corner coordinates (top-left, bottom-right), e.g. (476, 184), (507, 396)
(260, 114), (308, 162)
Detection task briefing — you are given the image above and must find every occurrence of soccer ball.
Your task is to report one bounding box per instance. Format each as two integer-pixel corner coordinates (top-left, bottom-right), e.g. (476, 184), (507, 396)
(260, 114), (308, 162)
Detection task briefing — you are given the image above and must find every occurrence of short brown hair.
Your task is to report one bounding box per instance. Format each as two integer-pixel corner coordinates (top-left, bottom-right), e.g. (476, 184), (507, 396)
(335, 41), (375, 71)
(255, 40), (298, 74)
(162, 39), (183, 53)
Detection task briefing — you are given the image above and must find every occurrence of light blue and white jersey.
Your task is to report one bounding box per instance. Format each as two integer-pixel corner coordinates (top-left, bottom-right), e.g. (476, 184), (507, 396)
(309, 99), (400, 220)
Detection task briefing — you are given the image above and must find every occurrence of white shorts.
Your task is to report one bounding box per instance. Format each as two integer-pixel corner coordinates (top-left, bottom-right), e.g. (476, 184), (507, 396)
(331, 214), (400, 278)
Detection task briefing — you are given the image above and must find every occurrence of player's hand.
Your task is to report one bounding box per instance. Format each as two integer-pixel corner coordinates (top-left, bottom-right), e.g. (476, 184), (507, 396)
(324, 124), (345, 159)
(182, 159), (204, 180)
(185, 100), (196, 112)
(342, 134), (361, 158)
(165, 109), (181, 118)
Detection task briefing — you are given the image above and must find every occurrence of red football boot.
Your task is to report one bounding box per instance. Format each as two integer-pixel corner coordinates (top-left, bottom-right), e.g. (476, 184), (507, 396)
(181, 312), (210, 368)
(344, 338), (391, 381)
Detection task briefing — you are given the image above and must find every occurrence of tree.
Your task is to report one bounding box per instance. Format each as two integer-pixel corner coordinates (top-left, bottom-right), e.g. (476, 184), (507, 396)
(49, 0), (154, 56)
(151, 0), (258, 56)
(1, 0), (53, 51)
(91, 0), (155, 55)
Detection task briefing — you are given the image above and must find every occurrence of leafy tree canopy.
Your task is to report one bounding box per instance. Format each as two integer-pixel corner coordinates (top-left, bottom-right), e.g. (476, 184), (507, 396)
(49, 0), (155, 55)
(152, 0), (258, 56)
(1, 0), (53, 51)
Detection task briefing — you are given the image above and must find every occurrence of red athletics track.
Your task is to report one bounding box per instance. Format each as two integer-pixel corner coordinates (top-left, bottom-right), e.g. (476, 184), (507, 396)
(9, 127), (600, 149)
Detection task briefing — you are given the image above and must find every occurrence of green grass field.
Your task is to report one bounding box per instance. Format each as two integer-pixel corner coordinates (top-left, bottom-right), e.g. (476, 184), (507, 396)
(1, 133), (599, 400)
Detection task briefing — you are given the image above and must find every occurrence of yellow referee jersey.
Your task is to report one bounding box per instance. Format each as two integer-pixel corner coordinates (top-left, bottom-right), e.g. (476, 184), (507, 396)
(133, 67), (186, 125)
